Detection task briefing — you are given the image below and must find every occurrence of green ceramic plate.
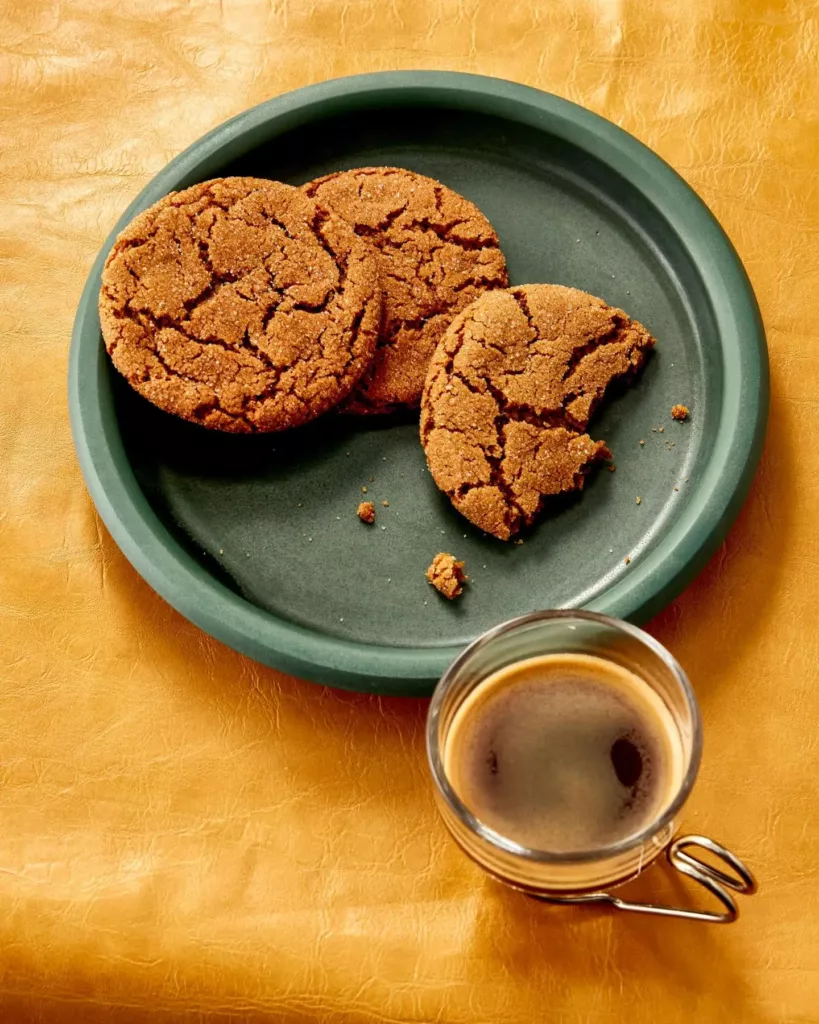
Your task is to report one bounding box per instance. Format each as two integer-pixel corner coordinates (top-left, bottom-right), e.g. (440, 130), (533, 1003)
(68, 72), (768, 695)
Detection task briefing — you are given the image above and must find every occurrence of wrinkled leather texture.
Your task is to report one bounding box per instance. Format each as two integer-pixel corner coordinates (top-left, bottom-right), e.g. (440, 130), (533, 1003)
(1, 2), (818, 1021)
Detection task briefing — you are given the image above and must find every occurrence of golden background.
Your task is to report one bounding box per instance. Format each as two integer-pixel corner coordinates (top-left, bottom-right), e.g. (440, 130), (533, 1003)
(1, 1), (818, 1020)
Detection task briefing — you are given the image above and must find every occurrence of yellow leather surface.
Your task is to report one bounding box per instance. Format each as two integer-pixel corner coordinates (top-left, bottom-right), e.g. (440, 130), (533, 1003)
(1, 1), (818, 1020)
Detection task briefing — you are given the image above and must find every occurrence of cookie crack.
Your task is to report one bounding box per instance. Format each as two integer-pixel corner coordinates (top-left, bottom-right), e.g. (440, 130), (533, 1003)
(204, 182), (298, 238)
(132, 331), (251, 429)
(311, 207), (349, 293)
(562, 313), (631, 378)
(357, 216), (499, 253)
(512, 286), (536, 336)
(407, 217), (497, 251)
(302, 168), (403, 204)
(382, 309), (448, 347)
(455, 453), (527, 535)
(237, 327), (280, 374)
(173, 238), (241, 315)
(352, 201), (410, 236)
(424, 319), (527, 533)
(451, 270), (508, 293)
(455, 370), (582, 432)
(369, 235), (446, 256)
(114, 296), (283, 381)
(326, 296), (376, 385)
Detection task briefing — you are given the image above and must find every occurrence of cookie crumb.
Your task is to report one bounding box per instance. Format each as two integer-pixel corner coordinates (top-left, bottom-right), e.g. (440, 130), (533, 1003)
(625, 556), (631, 565)
(426, 552), (467, 600)
(514, 538), (524, 545)
(219, 548), (224, 555)
(608, 465), (616, 472)
(635, 496), (642, 505)
(671, 404), (689, 421)
(674, 485), (679, 492)
(658, 426), (665, 433)
(381, 500), (389, 507)
(357, 501), (376, 524)
(361, 485), (368, 493)
(639, 439), (645, 446)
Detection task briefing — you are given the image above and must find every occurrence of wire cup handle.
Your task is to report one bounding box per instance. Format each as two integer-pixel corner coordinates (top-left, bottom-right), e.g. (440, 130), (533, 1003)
(536, 835), (758, 923)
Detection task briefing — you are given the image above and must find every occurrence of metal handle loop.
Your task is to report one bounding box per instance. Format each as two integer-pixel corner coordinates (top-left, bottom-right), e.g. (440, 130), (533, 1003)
(535, 835), (757, 923)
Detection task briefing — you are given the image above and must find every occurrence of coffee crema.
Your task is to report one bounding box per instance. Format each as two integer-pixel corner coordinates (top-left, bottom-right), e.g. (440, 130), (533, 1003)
(443, 653), (685, 854)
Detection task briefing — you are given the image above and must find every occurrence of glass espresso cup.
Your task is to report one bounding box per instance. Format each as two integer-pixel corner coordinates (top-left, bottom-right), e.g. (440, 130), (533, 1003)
(427, 611), (757, 922)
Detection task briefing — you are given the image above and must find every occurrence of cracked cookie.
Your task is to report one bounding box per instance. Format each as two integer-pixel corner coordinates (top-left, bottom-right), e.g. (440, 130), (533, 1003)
(302, 167), (508, 413)
(420, 284), (656, 540)
(99, 177), (381, 432)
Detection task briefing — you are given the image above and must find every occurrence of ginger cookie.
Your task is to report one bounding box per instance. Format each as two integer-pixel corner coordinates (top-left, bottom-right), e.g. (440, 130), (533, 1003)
(302, 167), (508, 413)
(99, 177), (381, 432)
(420, 285), (656, 540)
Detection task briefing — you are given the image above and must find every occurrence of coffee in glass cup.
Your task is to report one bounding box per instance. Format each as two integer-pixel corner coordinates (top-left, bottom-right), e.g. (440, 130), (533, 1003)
(427, 611), (756, 922)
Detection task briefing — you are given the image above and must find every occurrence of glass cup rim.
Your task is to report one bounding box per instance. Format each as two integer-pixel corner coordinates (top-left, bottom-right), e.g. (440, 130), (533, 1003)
(426, 609), (703, 866)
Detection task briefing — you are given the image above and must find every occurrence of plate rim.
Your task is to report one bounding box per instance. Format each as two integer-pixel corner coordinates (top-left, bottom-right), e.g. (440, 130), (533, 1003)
(68, 70), (769, 695)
